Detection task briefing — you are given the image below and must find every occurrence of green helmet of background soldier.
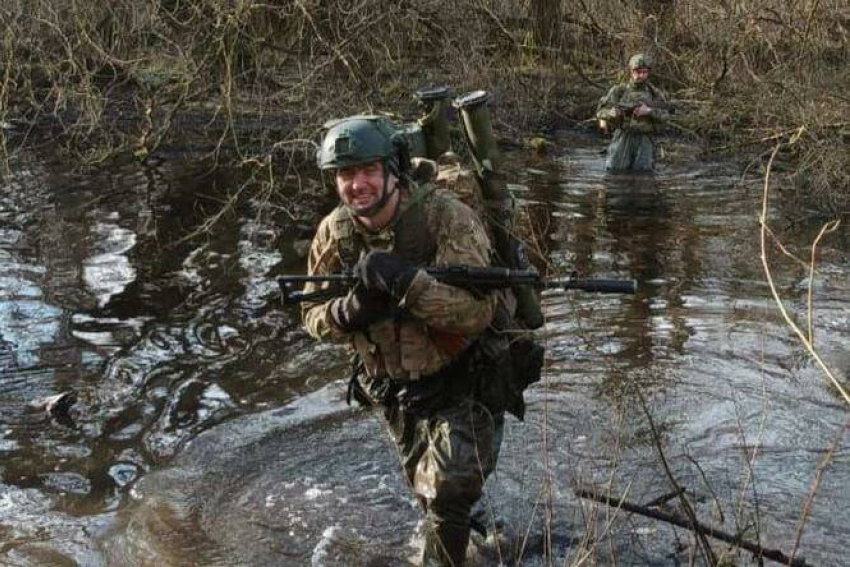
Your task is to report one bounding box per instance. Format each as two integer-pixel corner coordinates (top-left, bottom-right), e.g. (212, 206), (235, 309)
(628, 53), (653, 70)
(317, 115), (409, 217)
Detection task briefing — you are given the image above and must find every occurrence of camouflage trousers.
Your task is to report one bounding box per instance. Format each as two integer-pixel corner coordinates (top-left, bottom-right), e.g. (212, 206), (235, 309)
(605, 129), (655, 172)
(383, 391), (500, 566)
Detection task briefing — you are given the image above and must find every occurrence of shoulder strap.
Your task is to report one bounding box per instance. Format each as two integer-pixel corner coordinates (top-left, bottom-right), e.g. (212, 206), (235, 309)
(607, 84), (628, 102)
(392, 183), (438, 267)
(647, 82), (667, 104)
(328, 205), (362, 270)
(329, 183), (439, 269)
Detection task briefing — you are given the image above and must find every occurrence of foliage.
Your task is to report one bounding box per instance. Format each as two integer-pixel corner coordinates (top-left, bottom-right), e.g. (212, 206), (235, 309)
(0, 0), (846, 212)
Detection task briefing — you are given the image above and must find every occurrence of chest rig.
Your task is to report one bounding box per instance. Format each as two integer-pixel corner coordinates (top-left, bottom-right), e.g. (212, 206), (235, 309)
(331, 181), (542, 420)
(331, 183), (449, 407)
(611, 82), (663, 134)
(331, 183), (440, 268)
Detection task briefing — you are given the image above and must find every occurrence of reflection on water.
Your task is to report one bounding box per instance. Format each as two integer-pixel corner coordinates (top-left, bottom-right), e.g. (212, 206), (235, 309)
(0, 154), (310, 562)
(0, 139), (847, 565)
(0, 168), (62, 370)
(84, 221), (137, 308)
(516, 141), (849, 564)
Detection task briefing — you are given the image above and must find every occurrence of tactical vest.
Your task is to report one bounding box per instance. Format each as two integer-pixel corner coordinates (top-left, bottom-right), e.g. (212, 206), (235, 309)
(610, 82), (664, 134)
(331, 184), (438, 270)
(332, 179), (542, 420)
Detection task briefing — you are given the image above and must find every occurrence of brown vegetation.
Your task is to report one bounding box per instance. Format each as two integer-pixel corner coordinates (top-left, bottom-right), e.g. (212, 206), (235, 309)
(0, 0), (847, 212)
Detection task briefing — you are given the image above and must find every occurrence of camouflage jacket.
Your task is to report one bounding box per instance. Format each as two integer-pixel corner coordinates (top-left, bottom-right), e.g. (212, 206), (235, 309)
(596, 81), (669, 134)
(302, 180), (496, 382)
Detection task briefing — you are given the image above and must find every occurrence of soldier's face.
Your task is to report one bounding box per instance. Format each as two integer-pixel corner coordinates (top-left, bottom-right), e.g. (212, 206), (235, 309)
(631, 68), (650, 83)
(335, 161), (397, 215)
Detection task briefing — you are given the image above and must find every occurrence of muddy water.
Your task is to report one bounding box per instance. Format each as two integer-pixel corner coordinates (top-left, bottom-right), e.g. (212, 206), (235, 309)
(0, 139), (847, 566)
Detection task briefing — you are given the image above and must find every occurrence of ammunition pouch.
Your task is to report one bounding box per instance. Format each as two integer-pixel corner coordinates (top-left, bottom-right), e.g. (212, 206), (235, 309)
(348, 323), (543, 422)
(349, 344), (478, 415)
(472, 302), (544, 421)
(473, 334), (543, 421)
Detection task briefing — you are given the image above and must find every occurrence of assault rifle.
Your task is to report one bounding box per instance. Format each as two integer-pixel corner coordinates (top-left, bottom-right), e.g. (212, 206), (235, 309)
(615, 99), (675, 115)
(609, 100), (698, 139)
(615, 101), (641, 116)
(615, 101), (656, 117)
(279, 266), (637, 305)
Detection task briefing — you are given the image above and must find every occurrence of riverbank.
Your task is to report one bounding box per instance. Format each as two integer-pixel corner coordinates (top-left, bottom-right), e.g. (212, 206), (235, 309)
(1, 0), (847, 214)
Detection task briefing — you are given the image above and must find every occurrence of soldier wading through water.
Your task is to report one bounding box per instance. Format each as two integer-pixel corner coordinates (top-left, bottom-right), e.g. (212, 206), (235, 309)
(596, 53), (670, 172)
(300, 113), (542, 565)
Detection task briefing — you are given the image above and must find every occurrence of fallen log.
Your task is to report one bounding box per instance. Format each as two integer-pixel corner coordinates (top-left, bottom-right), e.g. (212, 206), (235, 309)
(575, 485), (811, 567)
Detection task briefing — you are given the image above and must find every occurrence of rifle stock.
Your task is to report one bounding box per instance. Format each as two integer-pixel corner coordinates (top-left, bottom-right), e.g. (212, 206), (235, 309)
(279, 266), (637, 305)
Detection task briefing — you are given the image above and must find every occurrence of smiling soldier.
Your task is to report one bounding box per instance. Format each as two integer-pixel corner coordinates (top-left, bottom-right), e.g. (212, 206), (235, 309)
(300, 115), (502, 566)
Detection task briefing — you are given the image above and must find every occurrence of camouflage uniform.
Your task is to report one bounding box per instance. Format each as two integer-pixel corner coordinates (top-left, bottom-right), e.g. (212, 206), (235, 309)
(596, 80), (669, 172)
(303, 178), (499, 566)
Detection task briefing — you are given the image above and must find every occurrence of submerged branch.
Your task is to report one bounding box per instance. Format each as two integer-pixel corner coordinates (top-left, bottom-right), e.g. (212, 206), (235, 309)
(636, 390), (718, 565)
(575, 486), (813, 567)
(789, 417), (849, 565)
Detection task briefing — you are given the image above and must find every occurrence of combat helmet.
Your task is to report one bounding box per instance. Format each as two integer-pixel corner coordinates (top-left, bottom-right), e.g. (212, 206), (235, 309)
(317, 115), (409, 217)
(628, 53), (653, 70)
(316, 115), (406, 177)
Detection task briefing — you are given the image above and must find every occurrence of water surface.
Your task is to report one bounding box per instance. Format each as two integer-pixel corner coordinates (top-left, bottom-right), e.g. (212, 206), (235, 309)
(0, 139), (846, 565)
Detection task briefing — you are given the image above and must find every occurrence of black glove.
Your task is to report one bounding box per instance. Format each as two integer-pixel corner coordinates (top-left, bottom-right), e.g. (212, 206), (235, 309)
(355, 250), (418, 299)
(330, 283), (394, 332)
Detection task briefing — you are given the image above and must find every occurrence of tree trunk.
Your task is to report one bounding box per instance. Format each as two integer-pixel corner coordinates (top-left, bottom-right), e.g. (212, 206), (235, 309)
(530, 0), (562, 51)
(638, 0), (675, 44)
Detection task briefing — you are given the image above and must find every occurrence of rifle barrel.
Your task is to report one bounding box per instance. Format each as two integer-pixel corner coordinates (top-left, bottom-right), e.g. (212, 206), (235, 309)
(546, 278), (638, 294)
(279, 274), (358, 284)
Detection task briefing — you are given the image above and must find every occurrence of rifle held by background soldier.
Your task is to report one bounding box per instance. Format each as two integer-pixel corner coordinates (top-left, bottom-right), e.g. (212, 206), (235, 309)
(614, 100), (671, 118)
(614, 101), (643, 117)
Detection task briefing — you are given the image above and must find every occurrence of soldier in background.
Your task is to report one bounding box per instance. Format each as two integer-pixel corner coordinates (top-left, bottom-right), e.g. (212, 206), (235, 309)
(596, 53), (670, 172)
(301, 115), (503, 566)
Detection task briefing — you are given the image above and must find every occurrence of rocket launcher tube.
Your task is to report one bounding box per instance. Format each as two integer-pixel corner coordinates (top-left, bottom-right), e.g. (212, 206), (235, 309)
(454, 90), (502, 179)
(454, 91), (545, 329)
(415, 86), (452, 160)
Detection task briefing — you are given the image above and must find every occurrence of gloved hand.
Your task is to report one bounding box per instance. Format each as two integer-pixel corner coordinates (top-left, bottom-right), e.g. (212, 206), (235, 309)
(330, 283), (394, 332)
(633, 103), (651, 117)
(355, 250), (418, 299)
